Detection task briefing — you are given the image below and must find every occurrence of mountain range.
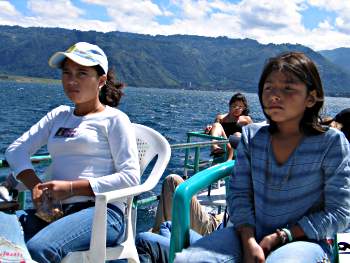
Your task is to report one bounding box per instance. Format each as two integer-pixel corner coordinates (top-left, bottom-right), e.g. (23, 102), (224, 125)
(0, 25), (349, 97)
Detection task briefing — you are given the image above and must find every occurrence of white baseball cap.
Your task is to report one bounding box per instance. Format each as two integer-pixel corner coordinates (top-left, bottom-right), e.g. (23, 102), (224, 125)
(48, 42), (108, 74)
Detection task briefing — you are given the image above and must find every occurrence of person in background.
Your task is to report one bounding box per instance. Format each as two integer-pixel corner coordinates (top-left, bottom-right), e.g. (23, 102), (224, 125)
(1, 42), (140, 263)
(322, 108), (350, 142)
(205, 92), (253, 159)
(152, 174), (222, 236)
(136, 173), (224, 263)
(174, 52), (350, 263)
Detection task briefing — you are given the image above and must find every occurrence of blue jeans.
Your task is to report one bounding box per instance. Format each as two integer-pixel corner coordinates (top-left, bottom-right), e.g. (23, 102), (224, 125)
(174, 227), (332, 263)
(15, 202), (125, 263)
(136, 221), (202, 263)
(0, 211), (34, 262)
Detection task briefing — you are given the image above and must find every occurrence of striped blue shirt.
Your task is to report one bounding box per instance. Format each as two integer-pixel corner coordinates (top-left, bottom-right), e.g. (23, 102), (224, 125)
(227, 123), (350, 241)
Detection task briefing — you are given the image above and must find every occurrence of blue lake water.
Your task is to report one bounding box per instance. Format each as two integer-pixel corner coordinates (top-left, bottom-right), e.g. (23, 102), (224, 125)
(1, 81), (349, 231)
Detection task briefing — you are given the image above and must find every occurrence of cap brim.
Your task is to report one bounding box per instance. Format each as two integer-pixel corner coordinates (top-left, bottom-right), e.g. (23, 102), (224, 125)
(48, 52), (99, 69)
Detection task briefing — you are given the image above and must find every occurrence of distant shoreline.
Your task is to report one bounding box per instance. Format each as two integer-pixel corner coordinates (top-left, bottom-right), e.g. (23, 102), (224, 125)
(0, 74), (349, 98)
(0, 74), (60, 85)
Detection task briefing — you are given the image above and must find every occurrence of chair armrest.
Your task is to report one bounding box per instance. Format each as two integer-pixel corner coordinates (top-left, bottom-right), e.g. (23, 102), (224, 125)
(87, 182), (163, 262)
(169, 160), (235, 263)
(88, 152), (170, 262)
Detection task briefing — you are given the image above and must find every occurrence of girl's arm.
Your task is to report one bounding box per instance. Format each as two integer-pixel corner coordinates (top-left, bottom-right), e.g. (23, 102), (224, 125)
(227, 127), (255, 228)
(237, 225), (265, 263)
(297, 131), (350, 240)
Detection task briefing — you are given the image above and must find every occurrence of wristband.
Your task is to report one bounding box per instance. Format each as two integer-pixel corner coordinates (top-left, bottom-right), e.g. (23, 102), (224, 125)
(276, 229), (287, 245)
(282, 228), (293, 242)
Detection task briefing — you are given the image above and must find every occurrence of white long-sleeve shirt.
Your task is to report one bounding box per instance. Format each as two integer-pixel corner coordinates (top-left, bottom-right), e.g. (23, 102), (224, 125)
(5, 105), (140, 211)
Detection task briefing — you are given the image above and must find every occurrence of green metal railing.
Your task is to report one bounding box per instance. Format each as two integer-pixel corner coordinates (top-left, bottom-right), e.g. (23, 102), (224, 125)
(168, 160), (235, 263)
(0, 154), (52, 168)
(0, 132), (229, 210)
(181, 131), (228, 177)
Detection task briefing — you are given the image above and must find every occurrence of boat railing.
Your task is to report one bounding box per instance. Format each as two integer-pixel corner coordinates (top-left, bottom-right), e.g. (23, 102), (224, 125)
(0, 132), (229, 209)
(169, 160), (235, 262)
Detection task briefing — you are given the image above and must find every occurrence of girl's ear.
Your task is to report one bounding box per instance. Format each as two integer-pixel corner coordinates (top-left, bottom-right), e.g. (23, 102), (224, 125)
(306, 90), (317, 108)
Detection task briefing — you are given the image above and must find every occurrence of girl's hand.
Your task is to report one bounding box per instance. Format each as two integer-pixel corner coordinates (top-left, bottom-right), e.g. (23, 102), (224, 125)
(38, 180), (73, 201)
(243, 238), (265, 263)
(259, 233), (281, 257)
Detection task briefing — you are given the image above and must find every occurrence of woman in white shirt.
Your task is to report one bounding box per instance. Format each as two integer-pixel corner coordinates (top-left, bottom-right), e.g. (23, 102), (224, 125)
(4, 42), (140, 263)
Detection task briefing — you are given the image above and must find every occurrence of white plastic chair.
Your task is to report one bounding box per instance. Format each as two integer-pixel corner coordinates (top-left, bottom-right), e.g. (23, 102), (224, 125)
(61, 123), (171, 263)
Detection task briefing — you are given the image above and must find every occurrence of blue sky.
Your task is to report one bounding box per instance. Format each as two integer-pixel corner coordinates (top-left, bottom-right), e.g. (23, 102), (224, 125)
(1, 0), (350, 50)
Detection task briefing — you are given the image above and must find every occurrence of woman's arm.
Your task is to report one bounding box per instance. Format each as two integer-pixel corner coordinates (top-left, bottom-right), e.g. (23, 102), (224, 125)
(5, 107), (63, 207)
(238, 115), (253, 126)
(87, 112), (140, 194)
(17, 169), (43, 208)
(5, 106), (62, 177)
(214, 113), (226, 123)
(38, 179), (94, 201)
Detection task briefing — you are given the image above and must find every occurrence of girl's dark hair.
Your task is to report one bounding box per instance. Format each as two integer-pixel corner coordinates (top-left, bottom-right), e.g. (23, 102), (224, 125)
(258, 52), (325, 135)
(95, 65), (125, 107)
(229, 92), (250, 115)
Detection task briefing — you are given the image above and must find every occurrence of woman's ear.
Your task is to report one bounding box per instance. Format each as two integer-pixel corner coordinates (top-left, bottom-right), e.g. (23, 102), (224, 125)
(306, 90), (317, 108)
(98, 75), (107, 89)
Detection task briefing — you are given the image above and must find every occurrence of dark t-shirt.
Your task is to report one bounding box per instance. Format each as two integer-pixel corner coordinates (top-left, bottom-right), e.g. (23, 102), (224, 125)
(221, 121), (242, 137)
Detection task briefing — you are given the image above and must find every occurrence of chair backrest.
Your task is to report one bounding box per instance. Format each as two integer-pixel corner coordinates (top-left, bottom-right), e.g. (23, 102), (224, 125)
(134, 123), (171, 179)
(61, 124), (171, 263)
(130, 123), (171, 236)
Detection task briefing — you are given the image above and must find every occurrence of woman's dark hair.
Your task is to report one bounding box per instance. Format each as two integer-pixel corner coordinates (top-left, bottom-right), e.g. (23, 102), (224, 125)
(258, 52), (325, 135)
(229, 92), (250, 115)
(95, 65), (125, 107)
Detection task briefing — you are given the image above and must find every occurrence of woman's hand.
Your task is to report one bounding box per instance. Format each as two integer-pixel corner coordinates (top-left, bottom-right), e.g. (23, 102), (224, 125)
(204, 124), (213, 134)
(38, 180), (72, 201)
(243, 237), (265, 263)
(31, 183), (45, 209)
(259, 233), (281, 257)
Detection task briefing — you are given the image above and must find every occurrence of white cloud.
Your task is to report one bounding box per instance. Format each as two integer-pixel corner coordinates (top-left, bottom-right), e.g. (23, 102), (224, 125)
(1, 0), (350, 50)
(0, 1), (21, 17)
(78, 0), (168, 33)
(237, 0), (303, 30)
(27, 0), (84, 19)
(307, 0), (350, 34)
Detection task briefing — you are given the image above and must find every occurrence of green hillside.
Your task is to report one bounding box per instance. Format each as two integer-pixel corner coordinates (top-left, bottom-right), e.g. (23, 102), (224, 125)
(320, 47), (350, 74)
(0, 25), (350, 96)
